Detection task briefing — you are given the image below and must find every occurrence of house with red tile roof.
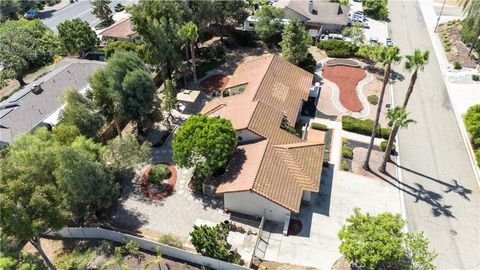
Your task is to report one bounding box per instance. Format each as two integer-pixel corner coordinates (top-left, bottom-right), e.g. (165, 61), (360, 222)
(201, 55), (325, 223)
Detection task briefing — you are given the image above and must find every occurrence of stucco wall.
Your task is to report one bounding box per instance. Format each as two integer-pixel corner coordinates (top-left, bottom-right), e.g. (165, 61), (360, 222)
(224, 191), (290, 222)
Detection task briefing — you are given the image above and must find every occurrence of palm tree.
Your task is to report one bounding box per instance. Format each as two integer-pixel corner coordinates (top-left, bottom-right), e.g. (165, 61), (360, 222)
(363, 46), (402, 171)
(379, 107), (416, 173)
(179, 22), (199, 85)
(402, 49), (429, 109)
(460, 0), (480, 55)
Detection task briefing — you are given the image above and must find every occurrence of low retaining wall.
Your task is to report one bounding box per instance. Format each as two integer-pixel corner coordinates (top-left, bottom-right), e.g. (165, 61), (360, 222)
(44, 227), (250, 270)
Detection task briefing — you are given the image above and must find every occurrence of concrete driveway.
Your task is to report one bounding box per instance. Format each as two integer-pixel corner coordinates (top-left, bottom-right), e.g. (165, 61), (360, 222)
(260, 165), (402, 269)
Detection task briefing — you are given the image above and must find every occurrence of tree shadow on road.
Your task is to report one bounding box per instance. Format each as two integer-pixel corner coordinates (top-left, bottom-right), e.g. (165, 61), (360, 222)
(395, 163), (472, 201)
(370, 169), (456, 218)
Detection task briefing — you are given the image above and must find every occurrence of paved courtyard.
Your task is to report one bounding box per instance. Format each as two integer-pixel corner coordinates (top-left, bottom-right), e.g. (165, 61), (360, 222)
(260, 165), (403, 270)
(110, 136), (229, 242)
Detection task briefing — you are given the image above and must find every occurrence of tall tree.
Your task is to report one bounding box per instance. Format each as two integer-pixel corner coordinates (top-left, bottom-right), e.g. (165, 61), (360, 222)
(339, 208), (436, 270)
(60, 89), (106, 139)
(0, 0), (17, 22)
(460, 0), (480, 55)
(179, 22), (199, 84)
(0, 129), (67, 270)
(120, 69), (156, 130)
(402, 49), (429, 109)
(379, 107), (416, 172)
(89, 50), (155, 136)
(212, 0), (248, 42)
(0, 19), (59, 85)
(363, 46), (401, 171)
(54, 139), (118, 218)
(253, 6), (284, 43)
(342, 22), (365, 45)
(102, 132), (151, 174)
(280, 19), (311, 64)
(163, 79), (178, 130)
(90, 0), (113, 25)
(58, 18), (98, 57)
(172, 115), (237, 183)
(130, 0), (185, 79)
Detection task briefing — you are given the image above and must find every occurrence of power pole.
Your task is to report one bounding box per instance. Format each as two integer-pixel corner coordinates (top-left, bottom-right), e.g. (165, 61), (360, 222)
(434, 0), (447, 33)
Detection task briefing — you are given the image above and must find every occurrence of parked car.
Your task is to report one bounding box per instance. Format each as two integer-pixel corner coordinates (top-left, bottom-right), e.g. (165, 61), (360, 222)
(114, 3), (125, 12)
(386, 38), (393, 47)
(328, 34), (345, 41)
(370, 36), (379, 43)
(24, 8), (38, 19)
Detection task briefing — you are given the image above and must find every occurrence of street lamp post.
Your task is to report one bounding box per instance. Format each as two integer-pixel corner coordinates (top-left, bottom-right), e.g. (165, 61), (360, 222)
(434, 0), (447, 33)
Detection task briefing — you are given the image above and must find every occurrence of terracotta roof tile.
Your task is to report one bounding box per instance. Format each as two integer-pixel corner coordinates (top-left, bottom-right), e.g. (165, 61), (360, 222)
(99, 18), (136, 39)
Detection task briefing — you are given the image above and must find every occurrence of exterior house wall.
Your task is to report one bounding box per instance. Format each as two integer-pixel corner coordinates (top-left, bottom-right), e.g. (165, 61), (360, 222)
(236, 129), (263, 143)
(224, 191), (290, 222)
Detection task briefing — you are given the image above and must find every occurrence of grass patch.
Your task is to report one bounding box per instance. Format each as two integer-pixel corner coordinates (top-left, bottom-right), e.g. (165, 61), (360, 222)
(159, 234), (183, 249)
(341, 160), (350, 171)
(55, 246), (95, 270)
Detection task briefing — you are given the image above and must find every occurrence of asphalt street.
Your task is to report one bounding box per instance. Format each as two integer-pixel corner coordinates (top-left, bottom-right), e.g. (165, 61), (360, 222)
(40, 0), (136, 30)
(388, 1), (480, 269)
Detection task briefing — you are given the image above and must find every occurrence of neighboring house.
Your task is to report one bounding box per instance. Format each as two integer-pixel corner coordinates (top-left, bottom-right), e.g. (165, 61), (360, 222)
(0, 58), (106, 146)
(201, 55), (325, 225)
(98, 18), (138, 43)
(273, 0), (350, 32)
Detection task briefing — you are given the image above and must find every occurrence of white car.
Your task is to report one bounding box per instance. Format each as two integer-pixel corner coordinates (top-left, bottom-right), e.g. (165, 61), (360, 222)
(370, 36), (379, 43)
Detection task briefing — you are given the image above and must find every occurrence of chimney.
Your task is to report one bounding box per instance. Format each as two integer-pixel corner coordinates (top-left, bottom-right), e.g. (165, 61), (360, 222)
(309, 0), (314, 13)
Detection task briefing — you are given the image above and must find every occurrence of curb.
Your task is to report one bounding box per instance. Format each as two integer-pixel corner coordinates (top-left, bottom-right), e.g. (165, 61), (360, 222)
(418, 0), (480, 188)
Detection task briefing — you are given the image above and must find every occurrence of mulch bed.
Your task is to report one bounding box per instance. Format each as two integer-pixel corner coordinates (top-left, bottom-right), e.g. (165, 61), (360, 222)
(141, 164), (177, 200)
(437, 21), (478, 68)
(323, 65), (366, 112)
(199, 75), (230, 93)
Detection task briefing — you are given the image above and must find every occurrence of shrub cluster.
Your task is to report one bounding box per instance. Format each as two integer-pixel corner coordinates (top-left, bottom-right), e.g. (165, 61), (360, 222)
(341, 160), (350, 171)
(311, 122), (328, 131)
(472, 74), (480, 81)
(342, 146), (353, 159)
(317, 40), (358, 58)
(367, 95), (378, 105)
(380, 140), (396, 153)
(453, 61), (462, 69)
(149, 164), (171, 184)
(464, 104), (480, 167)
(342, 116), (390, 139)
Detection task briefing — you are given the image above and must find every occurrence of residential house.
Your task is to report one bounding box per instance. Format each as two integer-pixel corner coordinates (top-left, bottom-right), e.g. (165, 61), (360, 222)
(273, 0), (350, 33)
(201, 55), (325, 225)
(0, 58), (106, 146)
(98, 18), (138, 43)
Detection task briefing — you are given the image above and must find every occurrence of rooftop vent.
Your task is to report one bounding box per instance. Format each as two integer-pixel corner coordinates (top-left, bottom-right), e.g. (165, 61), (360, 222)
(31, 84), (43, 95)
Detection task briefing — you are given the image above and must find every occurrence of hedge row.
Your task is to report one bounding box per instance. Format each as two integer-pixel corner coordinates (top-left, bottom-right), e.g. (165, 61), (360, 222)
(311, 122), (328, 131)
(317, 40), (358, 58)
(342, 116), (390, 139)
(464, 104), (480, 167)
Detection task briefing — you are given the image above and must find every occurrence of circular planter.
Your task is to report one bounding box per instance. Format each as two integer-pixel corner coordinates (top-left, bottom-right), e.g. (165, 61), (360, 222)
(141, 164), (177, 200)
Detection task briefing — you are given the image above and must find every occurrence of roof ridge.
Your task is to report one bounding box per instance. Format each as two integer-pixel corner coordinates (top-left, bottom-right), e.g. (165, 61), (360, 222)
(274, 141), (324, 149)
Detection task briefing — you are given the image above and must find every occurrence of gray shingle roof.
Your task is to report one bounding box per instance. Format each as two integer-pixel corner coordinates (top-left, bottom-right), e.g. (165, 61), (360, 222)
(0, 58), (106, 145)
(276, 0), (350, 26)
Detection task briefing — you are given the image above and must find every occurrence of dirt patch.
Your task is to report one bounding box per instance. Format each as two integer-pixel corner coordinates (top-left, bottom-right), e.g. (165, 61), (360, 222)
(347, 140), (397, 179)
(200, 74), (230, 93)
(323, 65), (366, 112)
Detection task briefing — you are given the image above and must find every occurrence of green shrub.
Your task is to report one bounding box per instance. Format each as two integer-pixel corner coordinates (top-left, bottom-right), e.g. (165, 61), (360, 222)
(318, 40), (358, 58)
(464, 104), (480, 147)
(476, 149), (480, 168)
(472, 74), (480, 81)
(380, 128), (391, 140)
(380, 140), (396, 153)
(55, 247), (95, 270)
(341, 160), (350, 171)
(342, 116), (391, 139)
(149, 164), (171, 184)
(123, 240), (139, 255)
(445, 46), (452, 52)
(342, 146), (353, 159)
(453, 61), (462, 69)
(367, 95), (378, 105)
(311, 122), (328, 131)
(159, 234), (183, 249)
